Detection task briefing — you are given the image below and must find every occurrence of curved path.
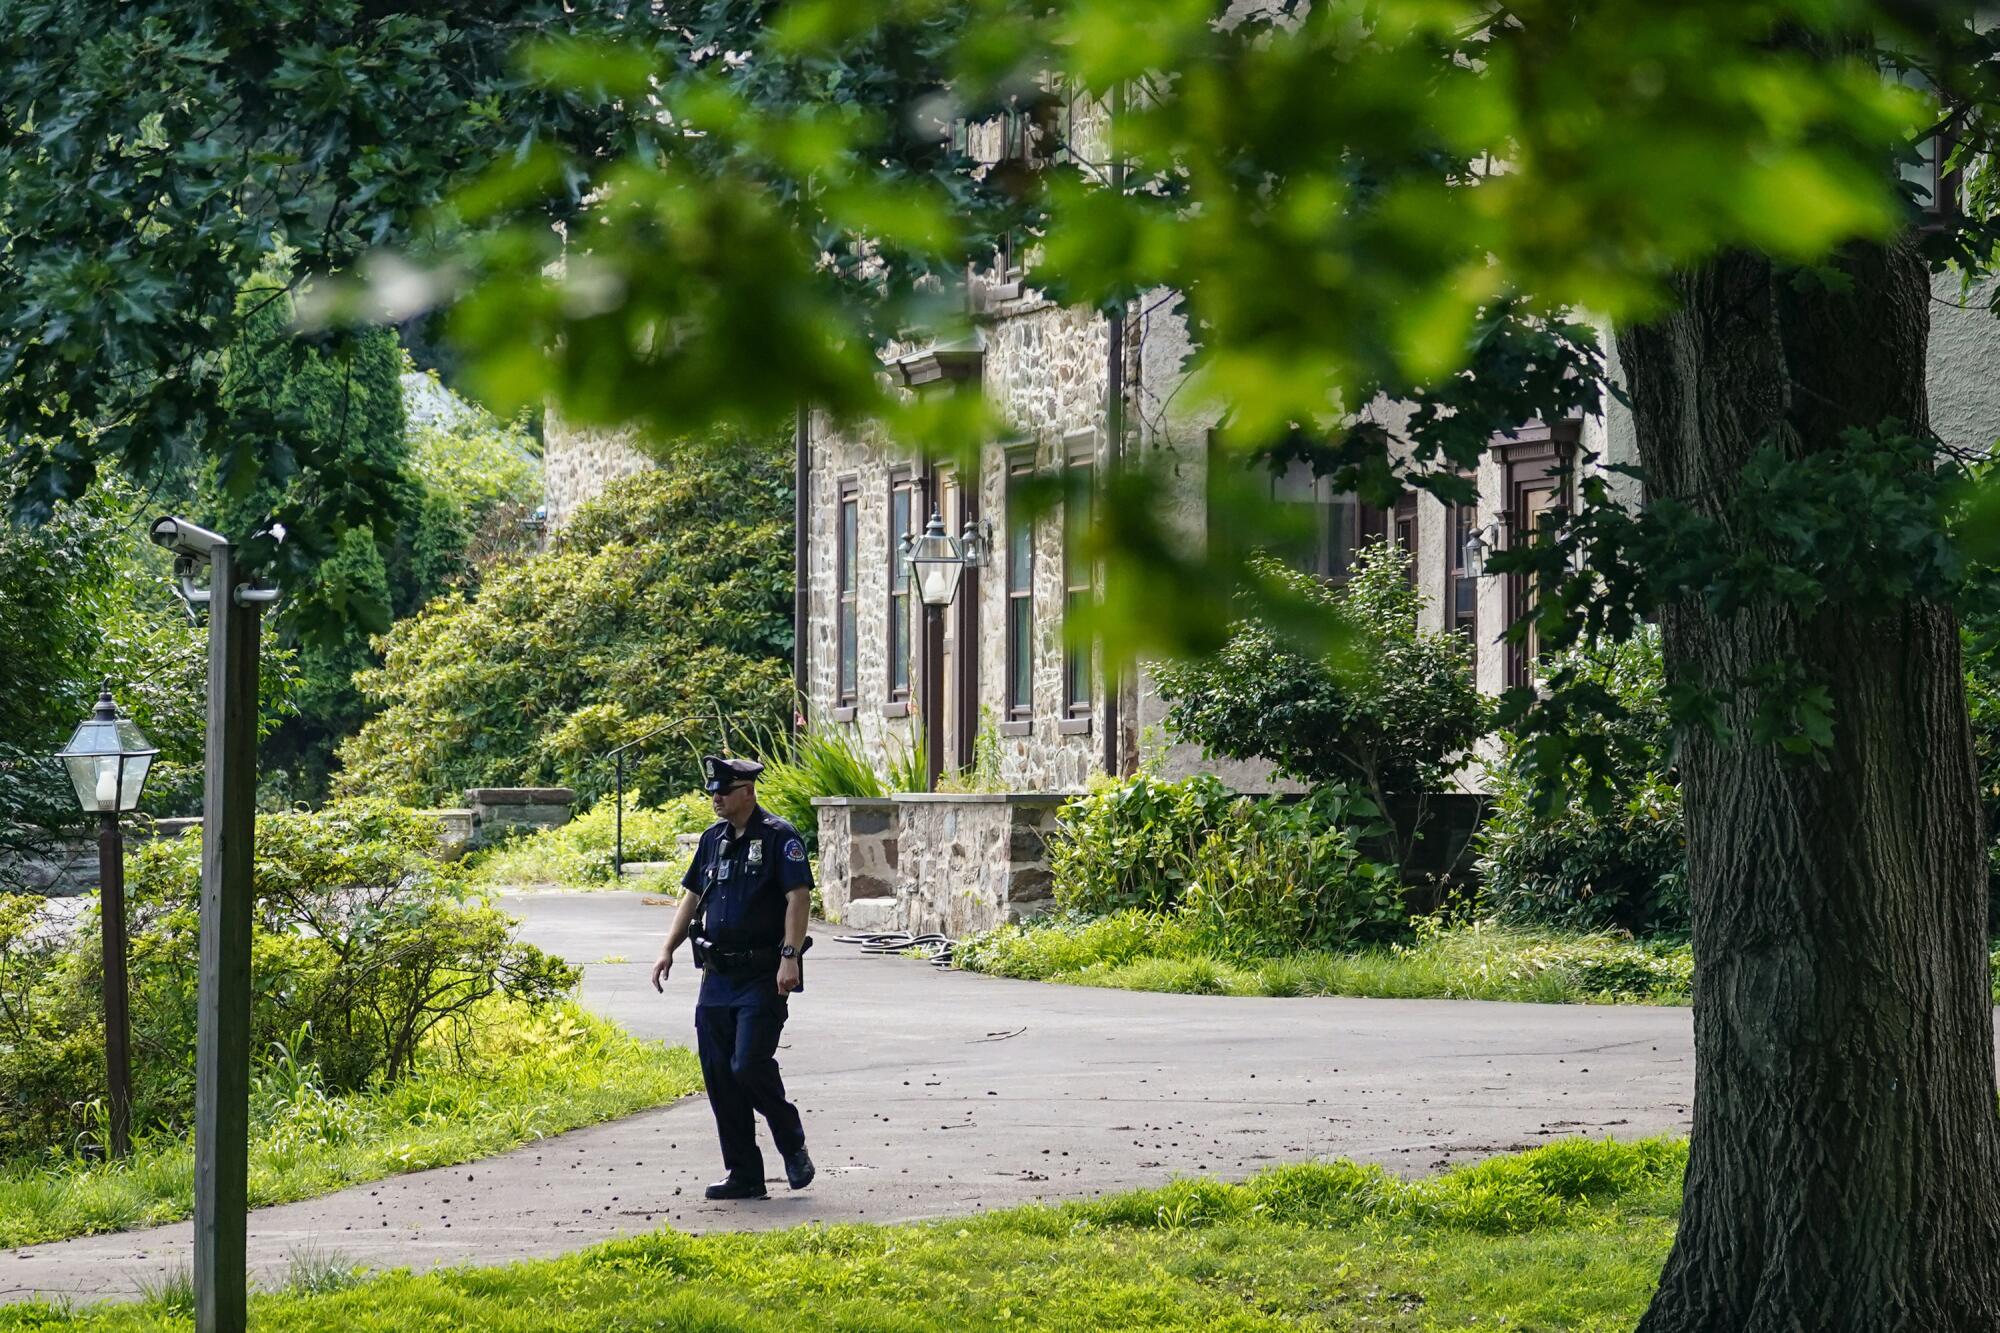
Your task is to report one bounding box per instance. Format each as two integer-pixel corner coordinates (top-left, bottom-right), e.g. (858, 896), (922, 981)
(0, 891), (1694, 1305)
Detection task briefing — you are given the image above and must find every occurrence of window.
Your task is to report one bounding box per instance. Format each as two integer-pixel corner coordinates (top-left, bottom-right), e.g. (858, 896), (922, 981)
(1006, 453), (1035, 723)
(1498, 426), (1577, 689)
(1063, 443), (1094, 721)
(1393, 493), (1419, 588)
(1271, 460), (1372, 582)
(887, 472), (916, 703)
(837, 480), (859, 710)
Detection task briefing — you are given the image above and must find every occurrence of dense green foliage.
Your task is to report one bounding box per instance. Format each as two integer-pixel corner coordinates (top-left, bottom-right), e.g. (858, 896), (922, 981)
(209, 279), (453, 803)
(0, 1000), (699, 1250)
(2, 1138), (1690, 1331)
(1047, 773), (1242, 916)
(1153, 545), (1487, 869)
(1479, 630), (1688, 937)
(1048, 775), (1405, 956)
(0, 468), (298, 863)
(401, 372), (544, 570)
(0, 0), (681, 584)
(335, 439), (793, 807)
(0, 802), (573, 1158)
(960, 911), (1696, 1006)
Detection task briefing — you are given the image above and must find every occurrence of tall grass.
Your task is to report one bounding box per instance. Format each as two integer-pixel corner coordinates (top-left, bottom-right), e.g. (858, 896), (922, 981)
(751, 726), (925, 840)
(958, 912), (1696, 1004)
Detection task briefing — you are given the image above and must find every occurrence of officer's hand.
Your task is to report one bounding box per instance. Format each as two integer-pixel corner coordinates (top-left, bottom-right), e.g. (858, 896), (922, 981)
(776, 957), (802, 995)
(651, 952), (672, 993)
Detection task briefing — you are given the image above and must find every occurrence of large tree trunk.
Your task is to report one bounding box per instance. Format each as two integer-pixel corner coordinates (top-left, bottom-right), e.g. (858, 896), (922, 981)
(1618, 238), (2000, 1330)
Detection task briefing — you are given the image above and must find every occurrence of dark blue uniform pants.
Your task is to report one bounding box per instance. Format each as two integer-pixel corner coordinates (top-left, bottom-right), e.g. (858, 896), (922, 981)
(695, 1002), (805, 1184)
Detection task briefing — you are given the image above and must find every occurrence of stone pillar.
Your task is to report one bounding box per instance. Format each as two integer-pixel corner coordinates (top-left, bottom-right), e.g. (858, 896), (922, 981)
(810, 797), (899, 927)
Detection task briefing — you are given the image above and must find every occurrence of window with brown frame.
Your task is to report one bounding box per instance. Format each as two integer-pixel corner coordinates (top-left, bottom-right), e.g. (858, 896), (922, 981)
(1063, 444), (1094, 720)
(1393, 492), (1419, 588)
(887, 472), (916, 704)
(1006, 453), (1035, 723)
(837, 480), (859, 710)
(1499, 426), (1577, 689)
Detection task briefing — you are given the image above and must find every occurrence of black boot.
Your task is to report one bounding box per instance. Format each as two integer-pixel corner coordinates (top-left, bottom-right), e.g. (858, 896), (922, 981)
(705, 1176), (769, 1201)
(783, 1147), (815, 1190)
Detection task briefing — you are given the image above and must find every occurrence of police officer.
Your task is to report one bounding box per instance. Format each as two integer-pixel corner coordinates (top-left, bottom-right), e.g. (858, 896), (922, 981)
(650, 755), (815, 1200)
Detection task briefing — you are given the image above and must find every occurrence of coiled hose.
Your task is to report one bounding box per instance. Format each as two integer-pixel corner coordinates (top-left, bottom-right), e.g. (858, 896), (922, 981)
(833, 930), (956, 968)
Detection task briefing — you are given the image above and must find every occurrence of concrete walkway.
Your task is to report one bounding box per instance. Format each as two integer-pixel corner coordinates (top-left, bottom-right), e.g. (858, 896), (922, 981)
(0, 891), (1695, 1305)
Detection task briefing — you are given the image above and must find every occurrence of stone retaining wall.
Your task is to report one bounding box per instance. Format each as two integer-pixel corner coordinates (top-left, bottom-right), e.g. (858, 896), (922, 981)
(811, 798), (898, 926)
(811, 793), (1059, 937)
(465, 788), (575, 847)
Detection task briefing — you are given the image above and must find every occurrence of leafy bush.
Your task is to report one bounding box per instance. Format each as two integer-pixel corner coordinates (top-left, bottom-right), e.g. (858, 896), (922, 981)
(1478, 628), (1687, 935)
(335, 439), (795, 807)
(955, 910), (1205, 980)
(0, 998), (700, 1249)
(1046, 776), (1404, 955)
(0, 801), (575, 1158)
(0, 465), (297, 866)
(1179, 789), (1406, 955)
(1153, 543), (1488, 870)
(467, 792), (714, 887)
(1047, 773), (1241, 916)
(208, 277), (453, 804)
(1964, 648), (2000, 934)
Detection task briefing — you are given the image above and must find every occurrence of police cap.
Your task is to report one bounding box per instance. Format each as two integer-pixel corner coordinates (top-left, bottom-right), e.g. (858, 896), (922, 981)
(703, 754), (764, 793)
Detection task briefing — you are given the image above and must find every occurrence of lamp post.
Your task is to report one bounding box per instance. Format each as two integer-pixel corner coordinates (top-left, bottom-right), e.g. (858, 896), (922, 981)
(56, 685), (157, 1159)
(900, 509), (969, 790)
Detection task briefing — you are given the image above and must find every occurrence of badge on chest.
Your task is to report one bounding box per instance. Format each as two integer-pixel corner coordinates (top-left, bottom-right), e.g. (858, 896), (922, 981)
(746, 841), (764, 868)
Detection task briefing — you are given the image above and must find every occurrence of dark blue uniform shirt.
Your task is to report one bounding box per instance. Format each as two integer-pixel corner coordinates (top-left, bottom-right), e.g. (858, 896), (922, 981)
(683, 806), (812, 1007)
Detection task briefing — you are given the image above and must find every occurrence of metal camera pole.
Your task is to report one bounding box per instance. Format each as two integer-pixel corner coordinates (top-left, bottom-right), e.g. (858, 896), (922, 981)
(150, 517), (274, 1333)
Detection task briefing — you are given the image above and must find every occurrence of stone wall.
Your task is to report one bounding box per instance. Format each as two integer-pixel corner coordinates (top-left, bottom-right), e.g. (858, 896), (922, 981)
(890, 793), (1061, 937)
(811, 798), (897, 926)
(811, 793), (1060, 936)
(465, 787), (575, 847)
(540, 407), (657, 533)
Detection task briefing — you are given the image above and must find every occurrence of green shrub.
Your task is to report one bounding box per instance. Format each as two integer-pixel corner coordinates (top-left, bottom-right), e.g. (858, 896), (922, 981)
(1179, 788), (1406, 955)
(1047, 775), (1404, 954)
(1048, 773), (1240, 916)
(1479, 627), (1687, 936)
(749, 725), (925, 852)
(959, 913), (1695, 1005)
(468, 792), (714, 887)
(0, 801), (576, 1159)
(335, 440), (795, 807)
(1153, 543), (1488, 871)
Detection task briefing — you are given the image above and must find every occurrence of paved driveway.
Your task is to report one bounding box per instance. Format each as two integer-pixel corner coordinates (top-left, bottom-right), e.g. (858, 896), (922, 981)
(0, 890), (1694, 1305)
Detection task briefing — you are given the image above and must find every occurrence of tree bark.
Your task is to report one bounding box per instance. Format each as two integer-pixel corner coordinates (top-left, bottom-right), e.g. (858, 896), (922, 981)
(1618, 239), (2000, 1330)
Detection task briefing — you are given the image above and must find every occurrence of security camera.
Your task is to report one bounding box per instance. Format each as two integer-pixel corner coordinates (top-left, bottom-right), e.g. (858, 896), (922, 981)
(149, 516), (229, 559)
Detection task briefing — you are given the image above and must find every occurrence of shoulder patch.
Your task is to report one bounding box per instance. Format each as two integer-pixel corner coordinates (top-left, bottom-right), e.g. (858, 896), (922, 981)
(785, 838), (807, 862)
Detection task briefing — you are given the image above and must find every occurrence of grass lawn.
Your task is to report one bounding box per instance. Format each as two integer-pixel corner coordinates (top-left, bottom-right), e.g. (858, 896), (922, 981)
(0, 1136), (1685, 1331)
(958, 912), (1698, 1004)
(0, 1002), (700, 1250)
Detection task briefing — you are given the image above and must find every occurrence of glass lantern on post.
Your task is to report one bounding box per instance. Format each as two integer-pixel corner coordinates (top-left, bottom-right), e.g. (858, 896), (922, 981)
(55, 685), (157, 1159)
(900, 510), (969, 791)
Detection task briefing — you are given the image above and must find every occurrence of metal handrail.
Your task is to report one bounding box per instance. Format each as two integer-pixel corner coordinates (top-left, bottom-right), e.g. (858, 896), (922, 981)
(601, 706), (736, 877)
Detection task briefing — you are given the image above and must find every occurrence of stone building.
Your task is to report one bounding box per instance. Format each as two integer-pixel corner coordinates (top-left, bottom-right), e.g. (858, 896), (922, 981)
(541, 105), (2000, 935)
